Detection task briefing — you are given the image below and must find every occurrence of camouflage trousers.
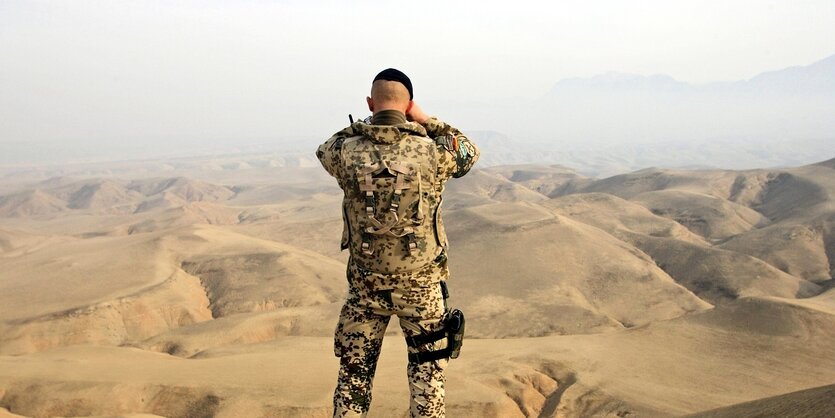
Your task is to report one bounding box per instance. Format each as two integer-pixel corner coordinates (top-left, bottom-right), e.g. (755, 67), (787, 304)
(333, 259), (449, 418)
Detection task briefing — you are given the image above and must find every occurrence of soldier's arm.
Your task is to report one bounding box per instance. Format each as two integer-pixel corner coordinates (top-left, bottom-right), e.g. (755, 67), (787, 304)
(407, 102), (479, 179)
(422, 117), (480, 179)
(316, 126), (356, 186)
(315, 137), (342, 179)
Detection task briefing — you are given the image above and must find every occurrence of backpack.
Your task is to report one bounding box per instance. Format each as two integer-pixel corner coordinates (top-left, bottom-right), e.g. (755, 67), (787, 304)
(335, 122), (446, 274)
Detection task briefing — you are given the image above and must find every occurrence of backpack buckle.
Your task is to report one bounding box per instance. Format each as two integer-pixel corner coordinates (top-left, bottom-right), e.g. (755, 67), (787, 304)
(390, 191), (401, 211)
(365, 191), (376, 215)
(405, 233), (418, 255)
(361, 233), (374, 255)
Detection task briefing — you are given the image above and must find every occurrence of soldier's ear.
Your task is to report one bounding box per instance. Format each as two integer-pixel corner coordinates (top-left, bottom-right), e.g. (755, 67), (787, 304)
(405, 101), (413, 114)
(366, 97), (374, 112)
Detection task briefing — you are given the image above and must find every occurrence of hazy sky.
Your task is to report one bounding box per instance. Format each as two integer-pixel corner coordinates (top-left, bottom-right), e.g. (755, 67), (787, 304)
(2, 0), (834, 145)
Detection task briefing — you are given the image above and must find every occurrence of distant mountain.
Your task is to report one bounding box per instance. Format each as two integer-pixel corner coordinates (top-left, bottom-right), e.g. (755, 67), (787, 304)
(743, 53), (835, 94)
(547, 53), (835, 98)
(3, 55), (832, 177)
(547, 72), (691, 95)
(463, 54), (835, 175)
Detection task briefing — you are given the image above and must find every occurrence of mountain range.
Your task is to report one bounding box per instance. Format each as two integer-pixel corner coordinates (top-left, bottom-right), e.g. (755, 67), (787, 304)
(445, 53), (835, 175)
(4, 54), (834, 176)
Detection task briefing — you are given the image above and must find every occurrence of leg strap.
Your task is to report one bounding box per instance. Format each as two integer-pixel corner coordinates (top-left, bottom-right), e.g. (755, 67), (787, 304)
(406, 281), (460, 364)
(408, 349), (451, 364)
(405, 329), (446, 348)
(406, 308), (465, 364)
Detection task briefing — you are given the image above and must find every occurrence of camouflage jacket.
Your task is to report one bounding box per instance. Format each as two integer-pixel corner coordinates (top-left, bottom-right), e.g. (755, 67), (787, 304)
(316, 116), (479, 274)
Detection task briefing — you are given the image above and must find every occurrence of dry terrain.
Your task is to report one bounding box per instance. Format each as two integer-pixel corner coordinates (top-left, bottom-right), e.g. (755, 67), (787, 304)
(1, 154), (834, 417)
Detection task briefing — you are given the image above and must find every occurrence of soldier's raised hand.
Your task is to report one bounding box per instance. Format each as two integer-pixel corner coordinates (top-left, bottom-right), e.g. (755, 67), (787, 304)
(406, 102), (430, 124)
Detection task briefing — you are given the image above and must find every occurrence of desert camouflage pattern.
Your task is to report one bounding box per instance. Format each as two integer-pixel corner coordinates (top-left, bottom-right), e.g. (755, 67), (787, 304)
(316, 117), (479, 274)
(317, 115), (478, 418)
(333, 260), (449, 418)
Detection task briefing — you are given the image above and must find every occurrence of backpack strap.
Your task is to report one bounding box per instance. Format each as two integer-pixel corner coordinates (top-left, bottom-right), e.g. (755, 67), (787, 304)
(388, 163), (411, 213)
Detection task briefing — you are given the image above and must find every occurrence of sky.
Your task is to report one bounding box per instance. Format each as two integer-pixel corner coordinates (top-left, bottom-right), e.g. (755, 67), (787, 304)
(1, 0), (834, 150)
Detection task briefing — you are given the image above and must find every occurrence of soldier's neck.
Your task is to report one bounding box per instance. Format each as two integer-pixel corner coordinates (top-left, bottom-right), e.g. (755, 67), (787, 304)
(371, 110), (407, 126)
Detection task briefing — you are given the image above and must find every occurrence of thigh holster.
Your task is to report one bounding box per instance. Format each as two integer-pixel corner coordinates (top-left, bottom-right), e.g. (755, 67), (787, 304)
(406, 282), (465, 363)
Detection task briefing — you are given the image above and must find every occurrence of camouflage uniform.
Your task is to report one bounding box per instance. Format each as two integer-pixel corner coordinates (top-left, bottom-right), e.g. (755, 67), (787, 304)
(317, 112), (479, 418)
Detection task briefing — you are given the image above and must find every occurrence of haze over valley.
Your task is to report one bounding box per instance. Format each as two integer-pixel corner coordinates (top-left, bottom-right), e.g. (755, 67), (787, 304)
(4, 54), (835, 178)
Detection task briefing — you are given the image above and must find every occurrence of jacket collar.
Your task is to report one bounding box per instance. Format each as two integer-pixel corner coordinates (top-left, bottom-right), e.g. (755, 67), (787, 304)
(353, 120), (427, 144)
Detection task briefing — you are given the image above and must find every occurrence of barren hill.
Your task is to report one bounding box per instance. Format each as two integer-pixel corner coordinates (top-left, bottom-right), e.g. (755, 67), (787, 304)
(445, 201), (710, 337)
(557, 162), (835, 225)
(720, 223), (833, 282)
(0, 190), (65, 218)
(482, 164), (591, 197)
(632, 189), (769, 241)
(126, 177), (235, 202)
(543, 192), (707, 244)
(444, 169), (549, 209)
(687, 384), (835, 418)
(1, 156), (834, 417)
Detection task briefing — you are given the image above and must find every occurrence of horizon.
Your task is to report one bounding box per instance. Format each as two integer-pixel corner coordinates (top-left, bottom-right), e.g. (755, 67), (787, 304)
(3, 3), (835, 415)
(1, 1), (834, 170)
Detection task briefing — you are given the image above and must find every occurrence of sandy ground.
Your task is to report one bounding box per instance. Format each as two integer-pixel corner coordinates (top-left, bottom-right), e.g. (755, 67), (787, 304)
(1, 157), (834, 416)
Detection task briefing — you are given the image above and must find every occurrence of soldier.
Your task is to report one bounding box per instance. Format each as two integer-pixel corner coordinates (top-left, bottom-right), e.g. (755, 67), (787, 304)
(316, 68), (479, 418)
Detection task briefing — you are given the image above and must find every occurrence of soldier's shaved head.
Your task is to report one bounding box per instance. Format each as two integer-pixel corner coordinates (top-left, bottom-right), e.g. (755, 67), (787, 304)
(373, 68), (413, 99)
(371, 79), (410, 103)
(367, 79), (412, 114)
